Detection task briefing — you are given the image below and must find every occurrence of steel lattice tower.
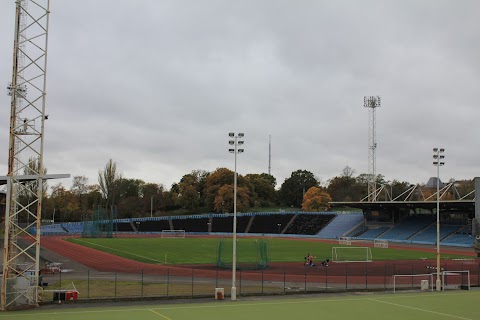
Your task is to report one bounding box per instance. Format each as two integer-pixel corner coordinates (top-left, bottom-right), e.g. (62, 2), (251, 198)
(364, 96), (381, 202)
(1, 0), (67, 310)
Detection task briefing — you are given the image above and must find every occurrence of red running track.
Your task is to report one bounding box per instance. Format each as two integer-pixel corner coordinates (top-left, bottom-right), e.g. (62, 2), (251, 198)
(39, 235), (480, 285)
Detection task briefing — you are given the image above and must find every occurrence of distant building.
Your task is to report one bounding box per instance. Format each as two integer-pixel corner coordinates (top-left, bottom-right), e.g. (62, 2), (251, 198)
(425, 177), (444, 188)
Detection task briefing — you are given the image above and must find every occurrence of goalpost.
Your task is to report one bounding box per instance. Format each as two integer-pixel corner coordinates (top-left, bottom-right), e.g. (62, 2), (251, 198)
(393, 274), (434, 293)
(442, 270), (470, 291)
(338, 237), (352, 245)
(331, 247), (372, 262)
(161, 230), (186, 238)
(374, 239), (388, 248)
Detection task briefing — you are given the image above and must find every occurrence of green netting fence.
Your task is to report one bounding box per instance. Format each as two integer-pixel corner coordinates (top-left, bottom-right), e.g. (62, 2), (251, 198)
(82, 206), (117, 238)
(216, 238), (270, 270)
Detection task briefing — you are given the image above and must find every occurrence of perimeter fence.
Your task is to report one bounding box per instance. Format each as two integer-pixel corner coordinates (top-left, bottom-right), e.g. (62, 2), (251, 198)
(39, 259), (480, 303)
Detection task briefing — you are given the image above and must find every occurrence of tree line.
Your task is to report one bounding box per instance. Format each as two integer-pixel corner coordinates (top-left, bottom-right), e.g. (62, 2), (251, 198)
(15, 159), (472, 222)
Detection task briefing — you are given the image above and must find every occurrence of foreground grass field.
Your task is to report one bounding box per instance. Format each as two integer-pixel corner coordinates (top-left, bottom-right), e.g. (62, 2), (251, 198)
(3, 291), (479, 320)
(67, 237), (473, 265)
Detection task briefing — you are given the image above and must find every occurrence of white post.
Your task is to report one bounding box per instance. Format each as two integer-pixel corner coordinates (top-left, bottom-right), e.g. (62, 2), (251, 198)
(228, 132), (244, 301)
(232, 137), (237, 301)
(436, 156), (440, 291)
(433, 147), (445, 291)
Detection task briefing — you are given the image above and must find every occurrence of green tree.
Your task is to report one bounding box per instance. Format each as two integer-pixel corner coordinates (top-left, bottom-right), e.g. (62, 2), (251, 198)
(177, 184), (200, 211)
(71, 175), (89, 214)
(327, 166), (363, 201)
(143, 183), (166, 215)
(279, 170), (318, 207)
(117, 178), (144, 199)
(177, 170), (210, 211)
(245, 173), (277, 207)
(98, 159), (121, 206)
(118, 196), (144, 218)
(390, 179), (412, 200)
(48, 183), (79, 222)
(18, 157), (47, 222)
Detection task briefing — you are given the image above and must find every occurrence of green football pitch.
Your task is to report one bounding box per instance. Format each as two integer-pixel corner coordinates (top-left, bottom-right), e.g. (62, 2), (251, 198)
(67, 237), (473, 265)
(3, 291), (479, 320)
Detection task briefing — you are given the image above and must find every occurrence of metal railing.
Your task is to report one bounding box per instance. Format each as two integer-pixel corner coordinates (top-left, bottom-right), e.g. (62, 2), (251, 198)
(38, 260), (480, 303)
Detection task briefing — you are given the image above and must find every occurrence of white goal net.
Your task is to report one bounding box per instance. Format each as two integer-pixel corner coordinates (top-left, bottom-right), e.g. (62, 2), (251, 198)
(161, 230), (186, 238)
(374, 239), (388, 248)
(331, 247), (372, 262)
(442, 270), (470, 291)
(393, 274), (434, 293)
(338, 237), (352, 245)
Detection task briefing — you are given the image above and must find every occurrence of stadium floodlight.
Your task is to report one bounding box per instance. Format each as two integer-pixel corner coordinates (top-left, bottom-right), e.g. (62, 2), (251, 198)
(228, 132), (245, 301)
(433, 147), (445, 291)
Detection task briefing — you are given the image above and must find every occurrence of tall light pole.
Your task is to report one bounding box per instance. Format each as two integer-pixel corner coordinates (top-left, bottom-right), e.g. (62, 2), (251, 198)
(433, 147), (445, 291)
(364, 96), (381, 202)
(228, 132), (244, 301)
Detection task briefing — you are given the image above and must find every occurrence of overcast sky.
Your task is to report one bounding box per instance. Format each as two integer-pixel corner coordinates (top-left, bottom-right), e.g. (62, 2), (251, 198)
(0, 0), (479, 191)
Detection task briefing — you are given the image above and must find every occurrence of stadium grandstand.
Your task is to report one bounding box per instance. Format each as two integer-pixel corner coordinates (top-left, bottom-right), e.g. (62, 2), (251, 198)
(25, 178), (480, 250)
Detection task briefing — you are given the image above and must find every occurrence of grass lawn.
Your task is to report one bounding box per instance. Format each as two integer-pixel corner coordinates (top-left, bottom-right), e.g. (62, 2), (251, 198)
(3, 291), (479, 320)
(66, 237), (473, 265)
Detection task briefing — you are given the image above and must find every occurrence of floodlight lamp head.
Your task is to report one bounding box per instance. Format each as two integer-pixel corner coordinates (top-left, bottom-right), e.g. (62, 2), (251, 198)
(229, 149), (235, 153)
(238, 141), (244, 145)
(433, 148), (438, 152)
(440, 162), (445, 166)
(433, 161), (438, 165)
(238, 149), (244, 153)
(229, 141), (234, 145)
(433, 155), (438, 159)
(363, 96), (380, 108)
(440, 148), (445, 152)
(229, 132), (235, 137)
(439, 155), (445, 159)
(238, 133), (244, 137)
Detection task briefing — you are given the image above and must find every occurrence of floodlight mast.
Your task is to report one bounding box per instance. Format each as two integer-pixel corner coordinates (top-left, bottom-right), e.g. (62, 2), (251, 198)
(228, 132), (244, 301)
(364, 96), (381, 202)
(1, 0), (69, 311)
(433, 147), (445, 291)
(268, 135), (271, 176)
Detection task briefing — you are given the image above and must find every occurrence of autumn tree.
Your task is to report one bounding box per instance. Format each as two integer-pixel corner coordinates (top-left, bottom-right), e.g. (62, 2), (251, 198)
(301, 187), (332, 211)
(213, 185), (250, 213)
(204, 168), (248, 211)
(47, 183), (80, 222)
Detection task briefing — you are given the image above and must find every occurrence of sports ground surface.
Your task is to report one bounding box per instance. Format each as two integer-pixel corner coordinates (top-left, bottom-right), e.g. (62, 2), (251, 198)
(3, 290), (480, 320)
(19, 234), (477, 318)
